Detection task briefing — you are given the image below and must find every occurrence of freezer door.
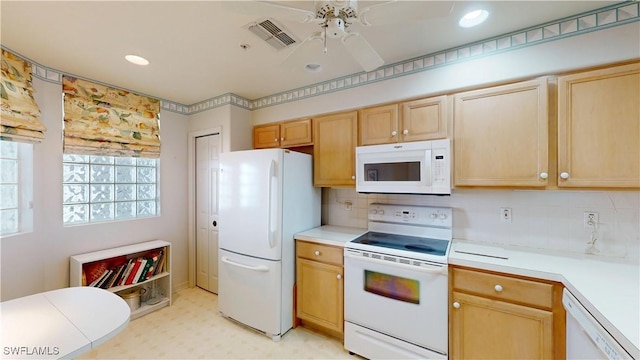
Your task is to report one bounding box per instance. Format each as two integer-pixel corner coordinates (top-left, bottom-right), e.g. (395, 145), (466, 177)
(219, 149), (282, 260)
(218, 249), (282, 337)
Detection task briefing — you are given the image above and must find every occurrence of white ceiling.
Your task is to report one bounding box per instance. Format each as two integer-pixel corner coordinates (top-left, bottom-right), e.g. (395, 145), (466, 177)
(1, 1), (620, 105)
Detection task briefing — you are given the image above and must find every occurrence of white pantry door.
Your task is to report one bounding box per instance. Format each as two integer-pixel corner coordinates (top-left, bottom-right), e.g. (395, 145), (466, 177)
(196, 134), (221, 293)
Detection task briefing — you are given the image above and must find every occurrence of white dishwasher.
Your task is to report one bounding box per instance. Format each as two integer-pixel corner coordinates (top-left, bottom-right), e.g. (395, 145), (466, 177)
(563, 288), (634, 360)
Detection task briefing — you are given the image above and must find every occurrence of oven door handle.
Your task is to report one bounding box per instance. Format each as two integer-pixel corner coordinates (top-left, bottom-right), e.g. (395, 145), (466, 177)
(344, 251), (447, 275)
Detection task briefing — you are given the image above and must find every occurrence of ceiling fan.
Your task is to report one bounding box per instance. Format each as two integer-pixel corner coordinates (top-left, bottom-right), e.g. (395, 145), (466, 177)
(250, 0), (453, 73)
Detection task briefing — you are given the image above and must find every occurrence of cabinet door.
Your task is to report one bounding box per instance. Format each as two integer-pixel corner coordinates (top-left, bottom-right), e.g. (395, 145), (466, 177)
(296, 258), (343, 334)
(253, 124), (280, 149)
(358, 104), (399, 145)
(450, 292), (554, 360)
(557, 62), (640, 188)
(401, 95), (447, 142)
(281, 118), (312, 147)
(454, 78), (549, 187)
(313, 111), (358, 187)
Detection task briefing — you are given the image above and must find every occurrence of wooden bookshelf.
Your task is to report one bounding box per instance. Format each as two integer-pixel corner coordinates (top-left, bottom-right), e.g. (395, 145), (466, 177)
(70, 240), (172, 319)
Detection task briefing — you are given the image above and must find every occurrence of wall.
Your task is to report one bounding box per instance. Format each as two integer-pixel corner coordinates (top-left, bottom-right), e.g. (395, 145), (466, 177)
(252, 23), (640, 262)
(0, 78), (190, 301)
(323, 188), (640, 261)
(188, 105), (252, 152)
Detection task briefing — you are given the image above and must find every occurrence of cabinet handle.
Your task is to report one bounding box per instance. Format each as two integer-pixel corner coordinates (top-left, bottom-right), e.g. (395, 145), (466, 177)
(281, 137), (284, 141)
(560, 172), (570, 179)
(314, 250), (320, 256)
(337, 274), (342, 280)
(453, 302), (460, 309)
(539, 172), (548, 179)
(274, 138), (278, 142)
(494, 284), (503, 292)
(391, 130), (397, 136)
(351, 175), (356, 180)
(403, 129), (409, 135)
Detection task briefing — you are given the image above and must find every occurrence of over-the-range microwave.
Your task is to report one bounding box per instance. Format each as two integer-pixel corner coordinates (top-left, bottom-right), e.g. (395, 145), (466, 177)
(355, 139), (451, 195)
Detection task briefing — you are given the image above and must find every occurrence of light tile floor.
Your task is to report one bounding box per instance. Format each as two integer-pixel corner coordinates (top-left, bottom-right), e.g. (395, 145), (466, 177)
(80, 287), (353, 359)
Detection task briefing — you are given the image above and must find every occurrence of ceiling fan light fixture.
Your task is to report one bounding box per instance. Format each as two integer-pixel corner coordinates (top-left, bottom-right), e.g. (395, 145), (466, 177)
(125, 54), (150, 66)
(458, 9), (489, 28)
(305, 63), (322, 73)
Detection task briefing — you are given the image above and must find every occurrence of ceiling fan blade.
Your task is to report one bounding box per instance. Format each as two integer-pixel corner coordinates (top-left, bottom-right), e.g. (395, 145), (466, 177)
(342, 32), (384, 72)
(222, 1), (316, 23)
(358, 0), (454, 26)
(280, 31), (324, 71)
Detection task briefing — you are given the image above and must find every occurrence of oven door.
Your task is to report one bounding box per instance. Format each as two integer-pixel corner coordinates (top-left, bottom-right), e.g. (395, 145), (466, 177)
(344, 249), (448, 356)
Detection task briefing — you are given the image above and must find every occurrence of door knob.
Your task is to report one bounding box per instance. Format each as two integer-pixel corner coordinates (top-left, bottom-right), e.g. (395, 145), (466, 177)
(560, 172), (570, 179)
(212, 220), (217, 227)
(403, 129), (409, 135)
(337, 274), (342, 280)
(539, 172), (548, 179)
(391, 131), (397, 136)
(453, 302), (460, 309)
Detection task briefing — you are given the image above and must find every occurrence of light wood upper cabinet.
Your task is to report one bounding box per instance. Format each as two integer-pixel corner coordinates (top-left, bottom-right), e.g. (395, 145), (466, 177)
(313, 111), (358, 187)
(358, 96), (447, 146)
(557, 62), (640, 188)
(453, 78), (549, 187)
(296, 241), (344, 337)
(450, 266), (565, 360)
(253, 123), (280, 149)
(253, 118), (312, 149)
(358, 104), (399, 145)
(401, 95), (448, 142)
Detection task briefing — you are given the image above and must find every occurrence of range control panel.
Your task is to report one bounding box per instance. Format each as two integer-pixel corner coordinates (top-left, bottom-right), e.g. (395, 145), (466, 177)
(368, 203), (452, 228)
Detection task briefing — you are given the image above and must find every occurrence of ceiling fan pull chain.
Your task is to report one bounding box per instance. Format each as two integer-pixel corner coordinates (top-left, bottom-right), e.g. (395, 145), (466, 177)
(323, 26), (328, 54)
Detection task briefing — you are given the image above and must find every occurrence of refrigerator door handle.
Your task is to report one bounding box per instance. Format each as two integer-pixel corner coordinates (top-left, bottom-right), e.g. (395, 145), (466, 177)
(221, 256), (269, 272)
(267, 159), (277, 248)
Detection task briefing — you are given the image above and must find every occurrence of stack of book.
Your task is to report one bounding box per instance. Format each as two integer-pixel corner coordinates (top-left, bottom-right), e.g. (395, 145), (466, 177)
(84, 249), (166, 289)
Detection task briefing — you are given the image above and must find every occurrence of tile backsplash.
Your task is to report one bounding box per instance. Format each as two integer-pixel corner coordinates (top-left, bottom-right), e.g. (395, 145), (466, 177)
(322, 188), (640, 261)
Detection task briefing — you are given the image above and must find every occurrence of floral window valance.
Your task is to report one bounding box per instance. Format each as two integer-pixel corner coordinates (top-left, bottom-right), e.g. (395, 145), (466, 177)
(62, 76), (161, 158)
(0, 49), (46, 143)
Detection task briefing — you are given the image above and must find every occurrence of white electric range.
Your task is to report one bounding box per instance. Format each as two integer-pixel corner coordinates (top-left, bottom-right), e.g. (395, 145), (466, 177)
(344, 203), (452, 359)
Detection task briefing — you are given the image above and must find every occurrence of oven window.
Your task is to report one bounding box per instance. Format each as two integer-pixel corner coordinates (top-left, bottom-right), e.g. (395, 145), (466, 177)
(364, 162), (420, 182)
(364, 270), (420, 304)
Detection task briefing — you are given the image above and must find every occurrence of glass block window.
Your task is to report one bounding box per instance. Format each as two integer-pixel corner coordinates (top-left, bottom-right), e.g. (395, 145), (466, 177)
(0, 140), (33, 236)
(63, 155), (159, 225)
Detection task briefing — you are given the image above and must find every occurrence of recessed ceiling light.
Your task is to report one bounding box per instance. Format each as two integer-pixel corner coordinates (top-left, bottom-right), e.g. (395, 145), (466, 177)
(125, 55), (150, 66)
(458, 9), (489, 28)
(305, 63), (322, 73)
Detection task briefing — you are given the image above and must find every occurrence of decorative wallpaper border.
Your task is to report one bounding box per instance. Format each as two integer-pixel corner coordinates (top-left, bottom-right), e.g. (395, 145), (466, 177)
(10, 1), (639, 115)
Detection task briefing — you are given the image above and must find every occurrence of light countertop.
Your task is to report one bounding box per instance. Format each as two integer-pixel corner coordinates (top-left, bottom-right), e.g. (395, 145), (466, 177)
(294, 225), (367, 247)
(449, 240), (640, 359)
(293, 226), (639, 358)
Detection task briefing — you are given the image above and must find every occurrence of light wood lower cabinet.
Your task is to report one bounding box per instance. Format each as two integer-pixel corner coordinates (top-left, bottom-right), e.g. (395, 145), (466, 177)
(295, 241), (344, 337)
(450, 266), (565, 360)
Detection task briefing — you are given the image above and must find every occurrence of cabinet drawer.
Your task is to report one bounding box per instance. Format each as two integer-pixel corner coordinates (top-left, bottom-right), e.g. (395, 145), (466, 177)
(452, 267), (553, 309)
(296, 241), (343, 265)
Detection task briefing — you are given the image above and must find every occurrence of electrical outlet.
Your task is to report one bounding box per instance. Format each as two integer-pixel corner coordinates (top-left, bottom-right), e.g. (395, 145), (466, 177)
(500, 207), (512, 223)
(344, 201), (352, 211)
(584, 211), (598, 228)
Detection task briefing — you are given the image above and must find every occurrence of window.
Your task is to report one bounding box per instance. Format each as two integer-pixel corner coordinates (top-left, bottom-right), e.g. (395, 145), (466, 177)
(62, 155), (159, 225)
(0, 140), (33, 235)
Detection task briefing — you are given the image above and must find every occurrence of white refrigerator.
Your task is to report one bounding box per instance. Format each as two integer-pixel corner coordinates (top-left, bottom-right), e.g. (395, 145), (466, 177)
(218, 148), (321, 340)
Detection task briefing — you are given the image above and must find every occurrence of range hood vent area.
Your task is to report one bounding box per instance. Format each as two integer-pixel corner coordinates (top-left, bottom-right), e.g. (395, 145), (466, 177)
(245, 18), (297, 50)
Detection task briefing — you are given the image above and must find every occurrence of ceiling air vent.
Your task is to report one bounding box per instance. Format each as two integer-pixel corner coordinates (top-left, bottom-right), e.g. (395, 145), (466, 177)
(245, 18), (297, 50)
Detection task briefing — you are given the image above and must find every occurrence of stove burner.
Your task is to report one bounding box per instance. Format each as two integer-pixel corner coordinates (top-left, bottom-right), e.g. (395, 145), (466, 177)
(350, 232), (449, 257)
(405, 244), (436, 252)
